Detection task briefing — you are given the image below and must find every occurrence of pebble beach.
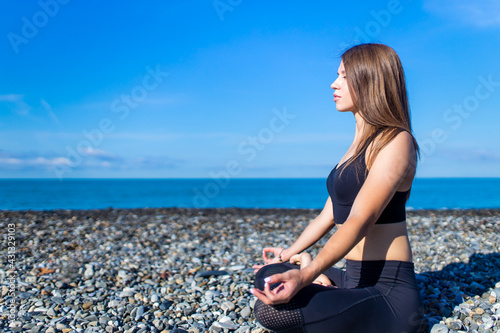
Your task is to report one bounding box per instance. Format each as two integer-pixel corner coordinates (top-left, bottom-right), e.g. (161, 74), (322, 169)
(1, 208), (499, 333)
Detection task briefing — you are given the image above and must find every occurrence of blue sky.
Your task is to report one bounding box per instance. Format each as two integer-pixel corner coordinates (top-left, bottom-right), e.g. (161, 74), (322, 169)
(1, 0), (499, 179)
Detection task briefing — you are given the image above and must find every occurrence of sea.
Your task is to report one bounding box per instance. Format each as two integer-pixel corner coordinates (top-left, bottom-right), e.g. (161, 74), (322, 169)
(1, 178), (499, 211)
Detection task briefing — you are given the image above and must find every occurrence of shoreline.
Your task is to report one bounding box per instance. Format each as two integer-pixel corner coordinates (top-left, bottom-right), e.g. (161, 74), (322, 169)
(2, 206), (500, 213)
(1, 208), (499, 332)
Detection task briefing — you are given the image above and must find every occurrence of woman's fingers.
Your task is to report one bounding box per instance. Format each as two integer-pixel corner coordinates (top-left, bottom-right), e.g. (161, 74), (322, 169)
(262, 247), (283, 263)
(251, 280), (286, 305)
(250, 287), (273, 305)
(252, 264), (264, 273)
(289, 254), (301, 265)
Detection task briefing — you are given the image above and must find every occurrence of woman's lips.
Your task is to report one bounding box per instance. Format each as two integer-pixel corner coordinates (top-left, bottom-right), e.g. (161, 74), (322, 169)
(333, 94), (340, 102)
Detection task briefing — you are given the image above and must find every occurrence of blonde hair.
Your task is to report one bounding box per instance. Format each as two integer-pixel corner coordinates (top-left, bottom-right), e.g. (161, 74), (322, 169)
(339, 43), (419, 174)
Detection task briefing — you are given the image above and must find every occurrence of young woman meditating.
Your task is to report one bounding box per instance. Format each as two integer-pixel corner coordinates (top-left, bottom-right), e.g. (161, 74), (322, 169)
(251, 43), (423, 333)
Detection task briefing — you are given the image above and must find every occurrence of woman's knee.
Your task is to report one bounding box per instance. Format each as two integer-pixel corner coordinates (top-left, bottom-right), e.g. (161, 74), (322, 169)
(254, 299), (303, 332)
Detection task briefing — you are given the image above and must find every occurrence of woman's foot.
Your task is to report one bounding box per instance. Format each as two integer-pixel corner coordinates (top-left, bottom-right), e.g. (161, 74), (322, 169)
(289, 253), (333, 287)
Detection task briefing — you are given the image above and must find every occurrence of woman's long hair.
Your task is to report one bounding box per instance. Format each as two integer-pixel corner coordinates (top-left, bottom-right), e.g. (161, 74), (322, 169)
(339, 43), (419, 174)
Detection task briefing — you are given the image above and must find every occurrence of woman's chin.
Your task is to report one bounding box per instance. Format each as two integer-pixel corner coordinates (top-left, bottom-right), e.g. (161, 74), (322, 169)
(335, 108), (351, 113)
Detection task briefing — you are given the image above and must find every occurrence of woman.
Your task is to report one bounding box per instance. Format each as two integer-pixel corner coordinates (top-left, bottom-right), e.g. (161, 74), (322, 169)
(251, 43), (423, 333)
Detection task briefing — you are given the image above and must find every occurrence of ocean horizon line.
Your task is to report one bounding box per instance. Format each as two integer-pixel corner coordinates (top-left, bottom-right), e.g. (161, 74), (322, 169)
(2, 177), (500, 180)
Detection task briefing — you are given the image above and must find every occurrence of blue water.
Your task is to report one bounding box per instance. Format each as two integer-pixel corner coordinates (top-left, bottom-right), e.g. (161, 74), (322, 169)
(0, 178), (499, 211)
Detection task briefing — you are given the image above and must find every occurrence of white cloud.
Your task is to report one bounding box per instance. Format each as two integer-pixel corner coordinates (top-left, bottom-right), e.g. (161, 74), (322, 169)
(0, 149), (182, 174)
(0, 157), (22, 165)
(0, 94), (32, 115)
(52, 157), (71, 166)
(0, 155), (71, 169)
(78, 147), (117, 159)
(424, 0), (500, 28)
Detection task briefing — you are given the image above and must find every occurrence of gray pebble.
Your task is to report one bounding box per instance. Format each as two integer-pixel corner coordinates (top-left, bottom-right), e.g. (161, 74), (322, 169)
(221, 301), (235, 312)
(196, 270), (230, 278)
(51, 296), (64, 304)
(240, 306), (251, 318)
(19, 292), (34, 299)
(95, 281), (107, 289)
(235, 326), (251, 333)
(159, 300), (173, 310)
(26, 276), (37, 283)
(55, 323), (68, 330)
(84, 264), (94, 279)
(46, 308), (56, 317)
(29, 326), (40, 333)
(55, 281), (70, 289)
(85, 314), (98, 322)
(135, 305), (145, 321)
(430, 324), (449, 333)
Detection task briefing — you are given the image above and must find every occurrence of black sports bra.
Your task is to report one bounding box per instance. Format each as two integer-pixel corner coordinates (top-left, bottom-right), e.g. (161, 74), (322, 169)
(326, 149), (409, 225)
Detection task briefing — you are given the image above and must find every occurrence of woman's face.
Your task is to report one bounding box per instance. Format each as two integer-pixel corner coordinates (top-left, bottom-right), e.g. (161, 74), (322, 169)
(331, 61), (355, 112)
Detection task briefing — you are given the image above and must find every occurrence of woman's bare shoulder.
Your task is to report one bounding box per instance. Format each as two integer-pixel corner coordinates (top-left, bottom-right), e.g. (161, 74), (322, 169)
(367, 130), (416, 167)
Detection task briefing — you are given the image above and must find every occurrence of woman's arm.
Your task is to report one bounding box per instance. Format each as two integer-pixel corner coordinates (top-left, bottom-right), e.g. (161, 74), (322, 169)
(253, 132), (416, 304)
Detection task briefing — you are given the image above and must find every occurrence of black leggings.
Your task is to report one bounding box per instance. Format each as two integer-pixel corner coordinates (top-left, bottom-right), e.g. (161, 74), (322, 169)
(253, 260), (423, 333)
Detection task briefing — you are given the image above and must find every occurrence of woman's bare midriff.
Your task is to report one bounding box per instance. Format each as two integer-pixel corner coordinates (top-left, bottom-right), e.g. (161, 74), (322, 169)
(341, 221), (413, 262)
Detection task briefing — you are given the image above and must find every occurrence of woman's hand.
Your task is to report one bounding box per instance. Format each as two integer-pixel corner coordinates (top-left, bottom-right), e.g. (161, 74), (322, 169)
(262, 247), (285, 264)
(252, 247), (286, 273)
(250, 269), (306, 305)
